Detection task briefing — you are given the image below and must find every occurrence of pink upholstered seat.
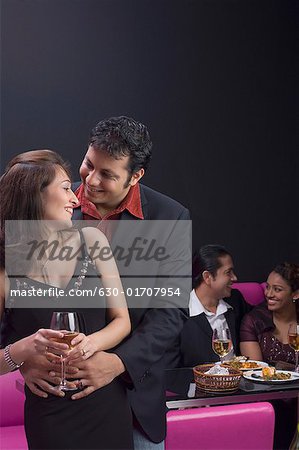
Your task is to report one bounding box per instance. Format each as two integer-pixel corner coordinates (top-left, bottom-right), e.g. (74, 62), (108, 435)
(0, 425), (27, 450)
(232, 282), (265, 306)
(166, 402), (275, 450)
(0, 371), (27, 450)
(260, 281), (267, 292)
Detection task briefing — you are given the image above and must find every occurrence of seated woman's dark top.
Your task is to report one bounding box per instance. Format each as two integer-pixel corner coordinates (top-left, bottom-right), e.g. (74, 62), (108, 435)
(240, 302), (295, 365)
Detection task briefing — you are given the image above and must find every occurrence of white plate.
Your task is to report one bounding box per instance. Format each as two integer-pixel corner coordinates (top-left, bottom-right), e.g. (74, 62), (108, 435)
(223, 360), (269, 371)
(243, 370), (299, 384)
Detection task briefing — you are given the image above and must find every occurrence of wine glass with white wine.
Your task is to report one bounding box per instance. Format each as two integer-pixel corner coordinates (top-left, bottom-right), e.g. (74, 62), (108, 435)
(212, 326), (232, 364)
(288, 323), (299, 373)
(50, 311), (80, 390)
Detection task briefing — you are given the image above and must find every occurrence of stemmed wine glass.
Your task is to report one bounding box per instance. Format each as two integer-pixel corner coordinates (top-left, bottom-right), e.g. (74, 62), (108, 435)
(212, 326), (233, 364)
(288, 323), (299, 373)
(50, 311), (80, 390)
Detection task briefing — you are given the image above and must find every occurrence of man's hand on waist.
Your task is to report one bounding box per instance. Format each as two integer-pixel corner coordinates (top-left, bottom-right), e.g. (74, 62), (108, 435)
(21, 354), (78, 398)
(60, 351), (126, 400)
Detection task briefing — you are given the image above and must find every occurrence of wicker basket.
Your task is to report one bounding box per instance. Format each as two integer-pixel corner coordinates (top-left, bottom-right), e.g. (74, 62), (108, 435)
(193, 364), (242, 392)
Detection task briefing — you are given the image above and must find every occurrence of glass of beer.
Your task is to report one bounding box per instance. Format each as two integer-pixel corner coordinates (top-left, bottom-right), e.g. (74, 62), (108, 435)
(212, 326), (232, 363)
(50, 311), (80, 390)
(288, 323), (299, 372)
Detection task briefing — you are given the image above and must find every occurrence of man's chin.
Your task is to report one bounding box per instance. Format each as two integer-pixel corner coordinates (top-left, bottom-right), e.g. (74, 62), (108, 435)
(224, 287), (232, 297)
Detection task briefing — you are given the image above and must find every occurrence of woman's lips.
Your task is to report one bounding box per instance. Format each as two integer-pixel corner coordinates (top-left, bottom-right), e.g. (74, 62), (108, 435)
(267, 298), (278, 306)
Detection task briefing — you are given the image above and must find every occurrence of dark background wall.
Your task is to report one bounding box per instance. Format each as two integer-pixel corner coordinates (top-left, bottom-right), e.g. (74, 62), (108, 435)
(1, 0), (297, 281)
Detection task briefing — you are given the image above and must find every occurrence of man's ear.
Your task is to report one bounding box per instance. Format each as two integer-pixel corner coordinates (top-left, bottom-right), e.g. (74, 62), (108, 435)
(129, 168), (144, 186)
(202, 270), (212, 286)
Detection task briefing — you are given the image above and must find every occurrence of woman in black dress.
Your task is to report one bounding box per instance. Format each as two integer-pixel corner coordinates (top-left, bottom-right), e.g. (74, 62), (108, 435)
(0, 150), (133, 449)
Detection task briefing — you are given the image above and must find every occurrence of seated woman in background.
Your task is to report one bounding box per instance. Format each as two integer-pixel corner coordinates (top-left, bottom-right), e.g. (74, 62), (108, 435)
(240, 262), (299, 365)
(240, 262), (299, 450)
(168, 244), (250, 368)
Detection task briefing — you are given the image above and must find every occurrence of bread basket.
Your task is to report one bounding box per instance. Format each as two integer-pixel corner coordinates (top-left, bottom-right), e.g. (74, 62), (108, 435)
(193, 363), (242, 392)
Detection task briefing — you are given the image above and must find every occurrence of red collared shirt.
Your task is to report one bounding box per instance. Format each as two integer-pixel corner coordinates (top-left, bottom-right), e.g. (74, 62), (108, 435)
(74, 182), (144, 221)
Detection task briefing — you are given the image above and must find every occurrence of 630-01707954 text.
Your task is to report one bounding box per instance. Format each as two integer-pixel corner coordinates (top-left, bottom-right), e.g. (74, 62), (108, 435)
(9, 286), (182, 298)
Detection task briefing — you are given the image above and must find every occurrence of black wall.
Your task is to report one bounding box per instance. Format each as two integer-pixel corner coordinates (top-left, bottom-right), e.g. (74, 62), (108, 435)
(1, 0), (297, 281)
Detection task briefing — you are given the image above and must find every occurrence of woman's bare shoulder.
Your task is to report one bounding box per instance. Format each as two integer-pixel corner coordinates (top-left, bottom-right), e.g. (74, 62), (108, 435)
(81, 227), (109, 246)
(0, 269), (9, 301)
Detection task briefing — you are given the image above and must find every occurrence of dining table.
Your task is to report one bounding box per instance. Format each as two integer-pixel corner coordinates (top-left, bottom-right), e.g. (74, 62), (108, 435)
(165, 367), (299, 409)
(15, 365), (299, 411)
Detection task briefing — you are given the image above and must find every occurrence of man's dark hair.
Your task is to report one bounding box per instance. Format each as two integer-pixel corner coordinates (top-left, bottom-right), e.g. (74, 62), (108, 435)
(89, 116), (152, 176)
(192, 244), (231, 289)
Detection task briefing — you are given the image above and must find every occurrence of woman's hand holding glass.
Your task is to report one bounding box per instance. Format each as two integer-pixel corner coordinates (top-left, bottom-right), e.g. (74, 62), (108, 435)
(65, 333), (98, 363)
(33, 329), (69, 358)
(3, 329), (70, 374)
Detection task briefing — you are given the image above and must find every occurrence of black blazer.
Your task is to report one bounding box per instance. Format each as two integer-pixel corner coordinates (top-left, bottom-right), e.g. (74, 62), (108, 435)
(166, 289), (250, 369)
(72, 182), (190, 442)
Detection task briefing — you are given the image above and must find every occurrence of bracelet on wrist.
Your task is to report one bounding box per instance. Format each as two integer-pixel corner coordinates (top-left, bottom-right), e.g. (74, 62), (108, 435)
(4, 344), (24, 371)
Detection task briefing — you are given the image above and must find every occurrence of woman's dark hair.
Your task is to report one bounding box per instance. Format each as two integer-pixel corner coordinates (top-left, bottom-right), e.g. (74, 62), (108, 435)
(192, 244), (231, 289)
(89, 116), (152, 179)
(272, 262), (299, 293)
(0, 149), (71, 223)
(0, 149), (72, 270)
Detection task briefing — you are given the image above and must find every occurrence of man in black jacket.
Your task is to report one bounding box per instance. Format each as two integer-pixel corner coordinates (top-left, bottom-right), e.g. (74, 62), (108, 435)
(166, 244), (250, 368)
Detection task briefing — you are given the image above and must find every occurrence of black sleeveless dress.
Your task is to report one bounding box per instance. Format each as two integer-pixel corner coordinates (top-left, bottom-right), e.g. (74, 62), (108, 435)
(0, 232), (133, 450)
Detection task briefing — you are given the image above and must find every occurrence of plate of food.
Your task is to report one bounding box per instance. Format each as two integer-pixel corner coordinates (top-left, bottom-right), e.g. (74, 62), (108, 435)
(223, 358), (268, 371)
(243, 367), (299, 384)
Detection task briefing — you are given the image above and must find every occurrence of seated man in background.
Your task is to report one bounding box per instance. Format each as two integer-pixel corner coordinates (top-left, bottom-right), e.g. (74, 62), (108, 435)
(166, 244), (250, 368)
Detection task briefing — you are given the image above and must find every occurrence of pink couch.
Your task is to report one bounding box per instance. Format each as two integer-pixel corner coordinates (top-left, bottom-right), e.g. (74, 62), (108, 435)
(166, 402), (275, 450)
(0, 370), (27, 450)
(232, 282), (265, 306)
